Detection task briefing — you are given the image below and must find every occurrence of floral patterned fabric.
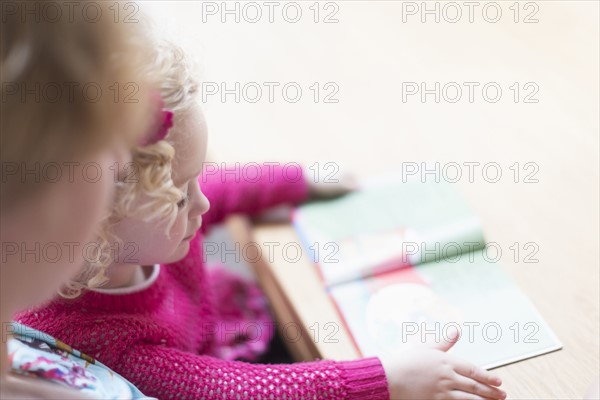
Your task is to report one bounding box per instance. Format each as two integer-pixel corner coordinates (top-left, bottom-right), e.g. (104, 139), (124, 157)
(8, 322), (154, 399)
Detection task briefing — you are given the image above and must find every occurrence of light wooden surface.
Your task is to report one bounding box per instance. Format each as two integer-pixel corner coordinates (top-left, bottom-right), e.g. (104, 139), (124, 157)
(145, 1), (599, 398)
(250, 222), (360, 361)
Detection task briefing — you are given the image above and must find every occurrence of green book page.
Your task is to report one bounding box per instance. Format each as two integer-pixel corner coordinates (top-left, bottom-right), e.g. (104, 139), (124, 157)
(294, 180), (485, 285)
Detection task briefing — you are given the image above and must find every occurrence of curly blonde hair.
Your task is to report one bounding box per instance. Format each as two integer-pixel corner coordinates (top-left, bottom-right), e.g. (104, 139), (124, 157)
(61, 41), (200, 297)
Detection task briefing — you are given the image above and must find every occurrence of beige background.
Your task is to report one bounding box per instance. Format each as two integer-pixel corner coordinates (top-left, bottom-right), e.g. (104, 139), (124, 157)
(144, 1), (599, 398)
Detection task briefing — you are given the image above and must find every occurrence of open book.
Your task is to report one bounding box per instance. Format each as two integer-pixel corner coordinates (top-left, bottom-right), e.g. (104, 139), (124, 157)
(293, 176), (562, 369)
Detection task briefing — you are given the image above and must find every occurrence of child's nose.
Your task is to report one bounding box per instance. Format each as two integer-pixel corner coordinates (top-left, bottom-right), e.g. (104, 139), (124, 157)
(198, 191), (210, 215)
(190, 190), (210, 218)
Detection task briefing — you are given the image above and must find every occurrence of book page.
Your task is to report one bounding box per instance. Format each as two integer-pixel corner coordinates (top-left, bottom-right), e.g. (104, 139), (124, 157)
(330, 250), (562, 369)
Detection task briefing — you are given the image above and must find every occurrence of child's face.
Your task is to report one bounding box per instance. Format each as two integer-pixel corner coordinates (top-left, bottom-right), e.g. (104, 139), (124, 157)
(1, 145), (130, 308)
(113, 106), (210, 266)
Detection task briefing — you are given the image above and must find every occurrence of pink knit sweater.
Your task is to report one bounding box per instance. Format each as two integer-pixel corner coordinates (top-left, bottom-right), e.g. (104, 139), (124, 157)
(16, 164), (390, 399)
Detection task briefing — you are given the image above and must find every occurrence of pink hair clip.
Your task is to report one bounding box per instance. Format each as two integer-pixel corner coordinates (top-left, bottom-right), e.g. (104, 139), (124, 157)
(140, 94), (175, 146)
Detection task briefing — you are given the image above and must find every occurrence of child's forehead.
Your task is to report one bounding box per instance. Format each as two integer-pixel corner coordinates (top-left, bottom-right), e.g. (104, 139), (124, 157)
(169, 108), (207, 185)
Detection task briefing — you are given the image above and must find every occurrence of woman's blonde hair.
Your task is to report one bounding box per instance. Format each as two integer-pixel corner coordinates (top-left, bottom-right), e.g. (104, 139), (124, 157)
(1, 3), (154, 211)
(62, 41), (201, 297)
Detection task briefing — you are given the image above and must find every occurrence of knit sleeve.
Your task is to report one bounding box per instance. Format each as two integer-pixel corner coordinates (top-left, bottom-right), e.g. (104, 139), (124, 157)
(117, 344), (389, 400)
(200, 163), (309, 229)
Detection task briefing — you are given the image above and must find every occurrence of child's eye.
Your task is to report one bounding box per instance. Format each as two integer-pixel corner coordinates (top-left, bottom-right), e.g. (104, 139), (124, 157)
(177, 194), (190, 209)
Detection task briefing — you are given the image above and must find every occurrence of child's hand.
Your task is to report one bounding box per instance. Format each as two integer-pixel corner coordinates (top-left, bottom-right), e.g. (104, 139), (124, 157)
(381, 331), (506, 400)
(303, 165), (358, 200)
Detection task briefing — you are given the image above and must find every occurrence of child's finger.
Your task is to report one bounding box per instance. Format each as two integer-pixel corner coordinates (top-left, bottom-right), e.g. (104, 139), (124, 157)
(433, 327), (460, 351)
(453, 375), (507, 399)
(341, 173), (359, 190)
(453, 361), (502, 387)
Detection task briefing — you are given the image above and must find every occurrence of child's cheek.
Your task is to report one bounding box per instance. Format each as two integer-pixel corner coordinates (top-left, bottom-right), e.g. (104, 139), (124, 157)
(146, 214), (187, 263)
(169, 212), (188, 245)
(161, 212), (194, 263)
(115, 212), (187, 265)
